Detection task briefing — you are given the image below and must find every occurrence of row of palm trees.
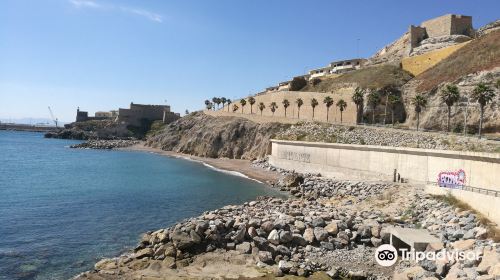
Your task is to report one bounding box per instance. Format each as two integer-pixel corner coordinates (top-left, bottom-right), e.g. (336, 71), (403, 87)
(205, 82), (496, 137)
(223, 96), (349, 123)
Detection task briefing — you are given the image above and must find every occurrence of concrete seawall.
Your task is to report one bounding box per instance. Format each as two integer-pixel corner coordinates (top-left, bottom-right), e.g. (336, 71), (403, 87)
(269, 139), (500, 225)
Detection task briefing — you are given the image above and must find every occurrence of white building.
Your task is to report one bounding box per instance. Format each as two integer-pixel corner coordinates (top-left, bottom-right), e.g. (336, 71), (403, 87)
(329, 58), (366, 74)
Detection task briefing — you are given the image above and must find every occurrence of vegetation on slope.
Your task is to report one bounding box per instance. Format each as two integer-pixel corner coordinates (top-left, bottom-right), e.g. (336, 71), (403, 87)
(416, 30), (500, 93)
(301, 65), (413, 92)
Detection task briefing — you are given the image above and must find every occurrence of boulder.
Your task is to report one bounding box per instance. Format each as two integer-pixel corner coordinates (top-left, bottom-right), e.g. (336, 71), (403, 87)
(236, 242), (252, 254)
(268, 229), (280, 245)
(134, 248), (153, 259)
(313, 227), (328, 242)
(325, 222), (339, 235)
(303, 228), (315, 243)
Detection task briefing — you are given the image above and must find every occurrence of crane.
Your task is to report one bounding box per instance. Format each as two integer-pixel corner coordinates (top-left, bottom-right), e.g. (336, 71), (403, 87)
(48, 106), (58, 128)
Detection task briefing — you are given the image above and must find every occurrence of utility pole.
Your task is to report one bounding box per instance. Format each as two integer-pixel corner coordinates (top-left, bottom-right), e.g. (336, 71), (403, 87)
(356, 38), (360, 58)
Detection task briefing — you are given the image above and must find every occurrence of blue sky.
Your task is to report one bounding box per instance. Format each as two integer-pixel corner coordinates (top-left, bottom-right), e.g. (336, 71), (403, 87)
(0, 0), (498, 123)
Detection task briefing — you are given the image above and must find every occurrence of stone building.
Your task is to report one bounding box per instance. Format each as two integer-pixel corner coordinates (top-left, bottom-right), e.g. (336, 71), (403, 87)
(75, 108), (111, 122)
(117, 103), (180, 126)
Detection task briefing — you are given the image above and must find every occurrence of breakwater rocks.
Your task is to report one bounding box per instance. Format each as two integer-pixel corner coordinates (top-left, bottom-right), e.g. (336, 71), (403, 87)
(275, 122), (500, 153)
(70, 140), (139, 150)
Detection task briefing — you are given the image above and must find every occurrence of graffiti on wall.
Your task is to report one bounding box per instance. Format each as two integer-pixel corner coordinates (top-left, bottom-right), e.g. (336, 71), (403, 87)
(437, 169), (466, 189)
(278, 150), (311, 163)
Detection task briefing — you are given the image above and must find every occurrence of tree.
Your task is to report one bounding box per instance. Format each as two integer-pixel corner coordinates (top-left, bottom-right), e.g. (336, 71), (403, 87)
(185, 109), (189, 115)
(387, 94), (401, 126)
(411, 94), (428, 131)
(239, 99), (247, 113)
(440, 84), (460, 132)
(336, 99), (347, 123)
(248, 97), (256, 114)
(282, 99), (290, 117)
(232, 104), (239, 112)
(381, 86), (397, 124)
(270, 102), (278, 116)
(295, 98), (303, 119)
(221, 97), (227, 109)
(258, 102), (265, 116)
(289, 77), (307, 91)
(226, 99), (232, 112)
(212, 97), (219, 110)
(352, 87), (365, 124)
(323, 96), (334, 121)
(205, 102), (213, 110)
(471, 83), (495, 138)
(310, 98), (318, 119)
(367, 90), (381, 124)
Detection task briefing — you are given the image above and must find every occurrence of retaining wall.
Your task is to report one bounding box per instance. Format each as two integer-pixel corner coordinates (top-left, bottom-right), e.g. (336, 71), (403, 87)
(269, 139), (500, 224)
(215, 90), (358, 124)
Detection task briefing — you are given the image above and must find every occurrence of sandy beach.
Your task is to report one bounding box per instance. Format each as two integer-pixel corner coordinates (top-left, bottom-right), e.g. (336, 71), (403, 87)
(123, 142), (280, 184)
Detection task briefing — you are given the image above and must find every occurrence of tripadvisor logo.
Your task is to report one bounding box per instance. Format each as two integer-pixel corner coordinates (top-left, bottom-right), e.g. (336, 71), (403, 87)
(375, 244), (398, 266)
(375, 244), (481, 267)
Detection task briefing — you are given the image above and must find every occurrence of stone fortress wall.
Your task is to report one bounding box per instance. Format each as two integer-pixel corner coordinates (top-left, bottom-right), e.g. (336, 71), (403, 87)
(214, 90), (358, 124)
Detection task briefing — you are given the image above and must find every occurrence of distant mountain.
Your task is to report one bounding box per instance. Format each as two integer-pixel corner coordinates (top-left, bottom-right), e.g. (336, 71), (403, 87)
(0, 118), (67, 125)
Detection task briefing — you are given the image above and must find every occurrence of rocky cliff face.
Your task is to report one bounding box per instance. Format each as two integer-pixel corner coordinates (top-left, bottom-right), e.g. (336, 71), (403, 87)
(146, 112), (290, 159)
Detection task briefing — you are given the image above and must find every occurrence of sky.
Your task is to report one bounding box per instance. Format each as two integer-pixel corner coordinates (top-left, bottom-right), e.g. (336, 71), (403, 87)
(0, 0), (499, 123)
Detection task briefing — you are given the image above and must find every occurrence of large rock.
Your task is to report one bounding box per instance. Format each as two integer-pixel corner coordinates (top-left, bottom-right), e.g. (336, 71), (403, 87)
(303, 228), (315, 243)
(268, 229), (280, 245)
(171, 230), (193, 249)
(313, 227), (328, 242)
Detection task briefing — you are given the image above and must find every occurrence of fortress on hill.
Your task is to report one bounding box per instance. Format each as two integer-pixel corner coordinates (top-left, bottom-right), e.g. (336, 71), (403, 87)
(76, 102), (180, 126)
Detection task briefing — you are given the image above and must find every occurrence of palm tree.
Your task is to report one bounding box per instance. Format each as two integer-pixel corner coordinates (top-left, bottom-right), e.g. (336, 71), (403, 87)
(221, 97), (227, 109)
(382, 87), (396, 124)
(270, 102), (278, 116)
(282, 99), (290, 117)
(310, 98), (318, 119)
(205, 101), (213, 110)
(204, 100), (211, 110)
(336, 99), (347, 123)
(295, 98), (303, 119)
(323, 96), (334, 121)
(471, 83), (495, 138)
(248, 97), (256, 114)
(258, 102), (265, 116)
(352, 87), (365, 124)
(440, 84), (460, 132)
(212, 97), (219, 110)
(227, 99), (232, 112)
(387, 94), (401, 126)
(232, 104), (239, 112)
(239, 99), (247, 113)
(367, 90), (381, 124)
(412, 94), (428, 131)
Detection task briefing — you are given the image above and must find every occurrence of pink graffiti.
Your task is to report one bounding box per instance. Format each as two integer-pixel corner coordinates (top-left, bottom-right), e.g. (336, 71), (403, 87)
(437, 169), (466, 189)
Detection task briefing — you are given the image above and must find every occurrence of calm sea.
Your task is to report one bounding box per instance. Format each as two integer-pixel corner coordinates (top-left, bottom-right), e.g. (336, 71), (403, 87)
(0, 131), (283, 280)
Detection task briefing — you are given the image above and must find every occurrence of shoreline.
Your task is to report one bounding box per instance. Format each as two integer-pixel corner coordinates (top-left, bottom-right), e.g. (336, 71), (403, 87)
(121, 142), (280, 185)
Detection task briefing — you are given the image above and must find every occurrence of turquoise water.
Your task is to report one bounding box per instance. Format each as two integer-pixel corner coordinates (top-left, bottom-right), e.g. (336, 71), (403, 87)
(0, 131), (283, 280)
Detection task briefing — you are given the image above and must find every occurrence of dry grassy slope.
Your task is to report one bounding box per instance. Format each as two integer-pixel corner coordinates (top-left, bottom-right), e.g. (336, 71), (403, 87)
(146, 112), (290, 159)
(415, 30), (500, 93)
(300, 65), (413, 92)
(402, 30), (500, 133)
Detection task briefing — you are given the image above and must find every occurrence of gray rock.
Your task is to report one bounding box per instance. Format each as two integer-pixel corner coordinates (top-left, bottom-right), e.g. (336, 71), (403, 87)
(268, 229), (280, 245)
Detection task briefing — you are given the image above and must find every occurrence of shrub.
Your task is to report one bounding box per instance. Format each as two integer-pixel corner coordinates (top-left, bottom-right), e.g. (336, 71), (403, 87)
(289, 77), (307, 91)
(310, 78), (321, 86)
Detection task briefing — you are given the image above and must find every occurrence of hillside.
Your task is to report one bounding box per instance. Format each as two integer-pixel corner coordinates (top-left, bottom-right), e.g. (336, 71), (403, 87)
(300, 65), (413, 92)
(146, 112), (290, 159)
(415, 30), (500, 93)
(402, 30), (500, 133)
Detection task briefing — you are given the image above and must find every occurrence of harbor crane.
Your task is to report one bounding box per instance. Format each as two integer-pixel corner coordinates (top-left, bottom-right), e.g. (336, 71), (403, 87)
(48, 106), (59, 128)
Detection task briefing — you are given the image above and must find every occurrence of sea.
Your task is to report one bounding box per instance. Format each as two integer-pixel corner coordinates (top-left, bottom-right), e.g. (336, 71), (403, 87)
(0, 130), (284, 280)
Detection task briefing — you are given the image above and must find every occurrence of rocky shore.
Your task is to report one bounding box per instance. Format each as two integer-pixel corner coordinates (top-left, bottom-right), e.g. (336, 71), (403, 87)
(74, 158), (499, 280)
(70, 140), (139, 150)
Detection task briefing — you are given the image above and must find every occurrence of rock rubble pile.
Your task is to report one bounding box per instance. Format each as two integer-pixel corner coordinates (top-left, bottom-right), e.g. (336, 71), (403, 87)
(70, 140), (139, 149)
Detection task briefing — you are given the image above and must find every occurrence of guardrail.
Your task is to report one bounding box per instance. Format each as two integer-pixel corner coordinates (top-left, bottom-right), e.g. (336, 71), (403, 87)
(428, 182), (500, 197)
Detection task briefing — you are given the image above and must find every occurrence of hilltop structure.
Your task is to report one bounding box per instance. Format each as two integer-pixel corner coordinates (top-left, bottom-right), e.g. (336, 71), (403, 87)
(75, 103), (180, 126)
